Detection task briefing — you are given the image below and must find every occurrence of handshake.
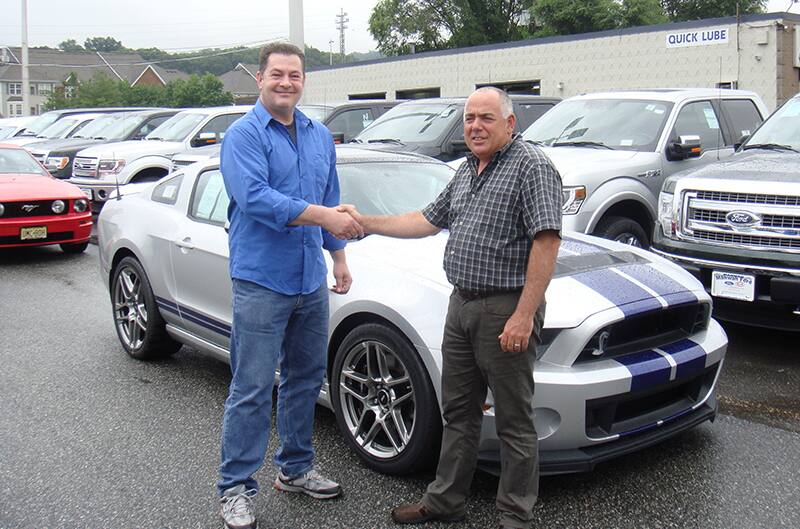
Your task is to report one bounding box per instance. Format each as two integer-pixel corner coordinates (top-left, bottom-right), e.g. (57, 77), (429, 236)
(325, 204), (365, 240)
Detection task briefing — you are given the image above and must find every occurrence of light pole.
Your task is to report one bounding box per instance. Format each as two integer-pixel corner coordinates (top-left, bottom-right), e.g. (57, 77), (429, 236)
(21, 0), (30, 116)
(329, 39), (334, 65)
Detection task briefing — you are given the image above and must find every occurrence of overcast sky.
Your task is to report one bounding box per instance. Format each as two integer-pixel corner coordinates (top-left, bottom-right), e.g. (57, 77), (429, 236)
(0, 0), (797, 54)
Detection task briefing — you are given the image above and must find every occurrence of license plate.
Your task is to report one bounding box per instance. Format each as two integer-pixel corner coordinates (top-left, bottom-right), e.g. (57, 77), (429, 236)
(20, 226), (47, 240)
(79, 187), (92, 199)
(711, 270), (755, 302)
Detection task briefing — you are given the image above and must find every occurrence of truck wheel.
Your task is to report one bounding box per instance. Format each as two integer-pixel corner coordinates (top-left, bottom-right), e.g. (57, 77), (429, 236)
(594, 216), (649, 248)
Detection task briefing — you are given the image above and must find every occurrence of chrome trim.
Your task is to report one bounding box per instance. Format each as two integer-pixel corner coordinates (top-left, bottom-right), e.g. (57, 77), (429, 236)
(650, 247), (800, 277)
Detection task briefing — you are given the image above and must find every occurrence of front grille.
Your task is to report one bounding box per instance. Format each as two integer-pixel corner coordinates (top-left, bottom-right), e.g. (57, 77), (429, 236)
(575, 303), (709, 364)
(0, 231), (73, 245)
(72, 157), (98, 177)
(0, 200), (70, 218)
(682, 189), (800, 252)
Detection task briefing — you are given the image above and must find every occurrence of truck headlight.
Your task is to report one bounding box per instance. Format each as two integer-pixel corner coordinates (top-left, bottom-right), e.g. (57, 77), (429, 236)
(46, 156), (70, 170)
(562, 186), (586, 215)
(658, 191), (677, 238)
(74, 199), (89, 213)
(98, 159), (125, 175)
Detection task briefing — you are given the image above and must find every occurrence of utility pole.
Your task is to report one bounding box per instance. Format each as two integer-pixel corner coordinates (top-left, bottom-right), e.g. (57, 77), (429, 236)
(288, 0), (304, 52)
(329, 39), (334, 66)
(21, 0), (30, 116)
(335, 9), (348, 62)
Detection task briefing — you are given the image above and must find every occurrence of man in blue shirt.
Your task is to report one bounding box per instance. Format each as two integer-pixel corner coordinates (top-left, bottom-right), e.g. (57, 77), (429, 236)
(217, 42), (362, 529)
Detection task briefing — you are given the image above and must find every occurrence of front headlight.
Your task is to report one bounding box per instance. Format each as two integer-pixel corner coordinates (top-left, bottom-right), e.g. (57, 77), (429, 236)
(658, 191), (677, 238)
(0, 203), (4, 216)
(98, 159), (125, 175)
(562, 186), (586, 215)
(74, 199), (89, 213)
(51, 200), (66, 214)
(45, 156), (70, 170)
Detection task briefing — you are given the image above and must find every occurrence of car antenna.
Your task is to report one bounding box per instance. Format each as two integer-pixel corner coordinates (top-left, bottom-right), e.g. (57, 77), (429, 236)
(113, 150), (121, 201)
(716, 56), (723, 161)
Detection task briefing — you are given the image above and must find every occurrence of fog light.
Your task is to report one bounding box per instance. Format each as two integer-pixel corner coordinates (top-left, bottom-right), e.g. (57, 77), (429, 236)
(97, 190), (107, 200)
(51, 200), (65, 213)
(74, 199), (89, 213)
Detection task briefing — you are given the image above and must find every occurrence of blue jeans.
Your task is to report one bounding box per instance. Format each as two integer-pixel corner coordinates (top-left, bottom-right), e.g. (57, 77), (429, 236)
(217, 279), (329, 495)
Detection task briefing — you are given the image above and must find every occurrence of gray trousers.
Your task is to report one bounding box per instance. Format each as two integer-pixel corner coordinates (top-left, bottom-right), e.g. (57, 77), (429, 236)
(422, 289), (539, 529)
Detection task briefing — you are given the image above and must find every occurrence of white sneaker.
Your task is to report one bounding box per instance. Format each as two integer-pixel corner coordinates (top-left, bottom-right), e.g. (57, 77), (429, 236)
(273, 469), (342, 499)
(219, 484), (257, 529)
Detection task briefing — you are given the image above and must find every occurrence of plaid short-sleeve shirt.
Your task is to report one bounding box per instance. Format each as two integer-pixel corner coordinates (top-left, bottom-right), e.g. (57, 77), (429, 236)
(422, 135), (562, 293)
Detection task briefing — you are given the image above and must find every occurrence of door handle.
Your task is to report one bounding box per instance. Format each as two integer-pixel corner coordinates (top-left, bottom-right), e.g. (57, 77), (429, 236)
(174, 237), (195, 250)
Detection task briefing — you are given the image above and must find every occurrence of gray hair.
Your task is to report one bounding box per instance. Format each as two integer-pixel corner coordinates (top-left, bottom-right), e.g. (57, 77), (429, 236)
(474, 86), (513, 118)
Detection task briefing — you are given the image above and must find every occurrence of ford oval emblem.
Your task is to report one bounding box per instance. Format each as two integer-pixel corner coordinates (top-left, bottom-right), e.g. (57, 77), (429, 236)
(726, 210), (761, 228)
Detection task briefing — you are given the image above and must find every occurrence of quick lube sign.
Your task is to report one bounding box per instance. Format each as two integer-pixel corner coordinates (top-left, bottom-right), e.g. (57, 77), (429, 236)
(666, 27), (729, 48)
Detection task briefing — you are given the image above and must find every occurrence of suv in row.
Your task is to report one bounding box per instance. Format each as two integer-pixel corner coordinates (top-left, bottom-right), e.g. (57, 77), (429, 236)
(300, 100), (398, 143)
(652, 92), (800, 330)
(521, 88), (768, 246)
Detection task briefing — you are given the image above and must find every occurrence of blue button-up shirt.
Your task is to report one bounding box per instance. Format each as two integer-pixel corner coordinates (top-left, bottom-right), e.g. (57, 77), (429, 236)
(220, 100), (345, 295)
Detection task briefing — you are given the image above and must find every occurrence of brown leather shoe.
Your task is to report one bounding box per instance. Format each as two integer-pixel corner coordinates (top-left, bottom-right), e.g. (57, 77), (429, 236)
(391, 502), (464, 524)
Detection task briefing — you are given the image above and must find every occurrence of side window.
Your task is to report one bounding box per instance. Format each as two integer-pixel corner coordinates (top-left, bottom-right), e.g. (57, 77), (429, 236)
(136, 116), (170, 138)
(720, 99), (763, 141)
(326, 109), (375, 142)
(190, 169), (230, 226)
(152, 174), (183, 205)
(671, 101), (723, 151)
(199, 114), (241, 138)
(514, 103), (555, 132)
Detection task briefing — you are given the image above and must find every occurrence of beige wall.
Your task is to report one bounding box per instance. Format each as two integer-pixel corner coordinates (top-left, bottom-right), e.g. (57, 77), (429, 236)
(305, 18), (796, 112)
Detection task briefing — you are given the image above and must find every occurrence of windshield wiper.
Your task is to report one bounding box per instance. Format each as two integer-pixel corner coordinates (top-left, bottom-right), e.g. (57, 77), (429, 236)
(367, 138), (404, 145)
(348, 138), (363, 144)
(524, 139), (545, 146)
(742, 143), (799, 153)
(146, 136), (163, 141)
(552, 140), (615, 150)
(92, 136), (107, 140)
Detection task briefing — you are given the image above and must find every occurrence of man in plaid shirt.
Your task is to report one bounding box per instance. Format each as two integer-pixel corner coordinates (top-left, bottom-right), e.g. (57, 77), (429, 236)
(339, 86), (562, 529)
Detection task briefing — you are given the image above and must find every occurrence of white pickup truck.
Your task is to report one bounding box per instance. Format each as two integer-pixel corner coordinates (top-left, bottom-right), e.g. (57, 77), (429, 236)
(69, 106), (248, 209)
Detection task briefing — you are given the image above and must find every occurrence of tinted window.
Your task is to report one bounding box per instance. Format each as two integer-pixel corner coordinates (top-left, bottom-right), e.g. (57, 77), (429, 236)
(199, 114), (242, 137)
(671, 101), (723, 151)
(720, 99), (763, 141)
(190, 169), (229, 225)
(514, 102), (555, 131)
(326, 108), (375, 142)
(152, 174), (183, 205)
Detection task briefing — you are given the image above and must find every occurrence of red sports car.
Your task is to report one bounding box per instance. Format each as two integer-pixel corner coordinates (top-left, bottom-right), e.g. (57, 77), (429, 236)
(0, 143), (92, 253)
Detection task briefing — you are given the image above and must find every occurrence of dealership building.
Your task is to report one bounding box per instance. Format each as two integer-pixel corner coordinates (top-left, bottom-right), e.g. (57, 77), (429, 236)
(304, 12), (800, 112)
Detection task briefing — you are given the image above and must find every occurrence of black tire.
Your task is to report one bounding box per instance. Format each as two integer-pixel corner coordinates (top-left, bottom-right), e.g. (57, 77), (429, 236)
(330, 323), (442, 475)
(60, 241), (89, 254)
(594, 215), (649, 248)
(110, 256), (181, 360)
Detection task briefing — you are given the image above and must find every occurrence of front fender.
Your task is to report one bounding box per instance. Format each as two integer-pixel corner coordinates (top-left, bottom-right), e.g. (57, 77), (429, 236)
(116, 155), (173, 184)
(584, 177), (658, 233)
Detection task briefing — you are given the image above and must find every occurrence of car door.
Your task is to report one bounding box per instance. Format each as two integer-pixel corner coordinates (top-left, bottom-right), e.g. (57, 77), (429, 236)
(169, 167), (232, 350)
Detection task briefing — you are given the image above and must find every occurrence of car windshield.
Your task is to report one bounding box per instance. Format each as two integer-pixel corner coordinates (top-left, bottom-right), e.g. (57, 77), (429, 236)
(355, 103), (461, 144)
(338, 160), (453, 215)
(0, 148), (49, 176)
(0, 126), (16, 139)
(73, 112), (140, 140)
(523, 98), (673, 152)
(146, 112), (206, 142)
(299, 105), (332, 121)
(744, 96), (800, 150)
(37, 116), (82, 139)
(18, 112), (60, 136)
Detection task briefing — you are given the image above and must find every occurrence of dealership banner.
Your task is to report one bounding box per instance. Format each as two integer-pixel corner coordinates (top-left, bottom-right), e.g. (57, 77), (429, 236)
(666, 28), (729, 48)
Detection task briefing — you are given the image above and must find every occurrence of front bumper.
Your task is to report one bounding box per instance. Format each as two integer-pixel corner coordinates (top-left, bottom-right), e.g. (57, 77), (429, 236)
(0, 213), (92, 248)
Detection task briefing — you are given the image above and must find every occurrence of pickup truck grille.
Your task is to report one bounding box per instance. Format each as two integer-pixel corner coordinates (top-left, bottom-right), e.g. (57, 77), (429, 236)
(682, 190), (800, 253)
(72, 157), (98, 177)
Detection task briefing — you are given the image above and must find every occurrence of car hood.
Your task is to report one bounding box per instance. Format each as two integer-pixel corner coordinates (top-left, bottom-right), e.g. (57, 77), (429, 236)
(674, 150), (800, 182)
(28, 137), (102, 153)
(0, 174), (84, 200)
(76, 139), (184, 160)
(540, 146), (642, 179)
(1, 136), (47, 147)
(348, 231), (704, 329)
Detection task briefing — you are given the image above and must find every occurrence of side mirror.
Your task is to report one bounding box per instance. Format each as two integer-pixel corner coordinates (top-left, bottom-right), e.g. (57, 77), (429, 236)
(733, 134), (750, 151)
(447, 139), (468, 155)
(224, 219), (230, 233)
(191, 132), (218, 148)
(331, 132), (345, 144)
(668, 135), (702, 160)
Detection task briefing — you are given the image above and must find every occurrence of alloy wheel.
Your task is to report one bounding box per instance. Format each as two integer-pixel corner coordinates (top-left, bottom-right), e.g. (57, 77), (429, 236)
(113, 265), (148, 350)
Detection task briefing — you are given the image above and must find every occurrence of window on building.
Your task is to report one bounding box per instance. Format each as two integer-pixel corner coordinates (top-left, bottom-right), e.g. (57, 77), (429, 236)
(65, 85), (76, 98)
(29, 84), (37, 96)
(7, 83), (21, 95)
(476, 80), (541, 95)
(348, 92), (386, 100)
(671, 100), (723, 151)
(396, 87), (440, 99)
(716, 81), (738, 90)
(720, 99), (763, 141)
(37, 83), (52, 95)
(7, 103), (22, 116)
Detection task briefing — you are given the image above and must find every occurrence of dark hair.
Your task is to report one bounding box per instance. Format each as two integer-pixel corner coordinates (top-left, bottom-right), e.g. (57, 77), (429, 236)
(258, 42), (305, 74)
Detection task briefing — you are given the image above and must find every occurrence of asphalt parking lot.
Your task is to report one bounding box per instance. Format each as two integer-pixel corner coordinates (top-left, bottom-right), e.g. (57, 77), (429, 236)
(1, 245), (798, 529)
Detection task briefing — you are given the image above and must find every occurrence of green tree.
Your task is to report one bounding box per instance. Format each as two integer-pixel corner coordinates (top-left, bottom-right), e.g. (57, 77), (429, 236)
(532, 0), (621, 37)
(58, 39), (84, 52)
(661, 0), (765, 21)
(621, 0), (668, 27)
(163, 74), (234, 107)
(84, 36), (124, 52)
(43, 73), (79, 110)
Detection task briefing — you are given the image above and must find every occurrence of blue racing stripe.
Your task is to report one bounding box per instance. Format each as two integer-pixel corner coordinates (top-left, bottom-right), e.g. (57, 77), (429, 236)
(573, 268), (662, 317)
(155, 295), (231, 337)
(181, 310), (231, 338)
(618, 264), (698, 306)
(660, 339), (707, 380)
(615, 350), (672, 391)
(155, 296), (180, 315)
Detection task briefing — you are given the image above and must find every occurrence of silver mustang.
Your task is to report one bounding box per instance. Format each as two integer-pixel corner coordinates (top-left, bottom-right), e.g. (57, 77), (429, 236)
(97, 146), (727, 476)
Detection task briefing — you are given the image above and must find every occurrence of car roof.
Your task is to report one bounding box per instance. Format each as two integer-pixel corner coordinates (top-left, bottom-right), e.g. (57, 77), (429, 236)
(393, 95), (561, 106)
(175, 105), (251, 116)
(570, 88), (761, 103)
